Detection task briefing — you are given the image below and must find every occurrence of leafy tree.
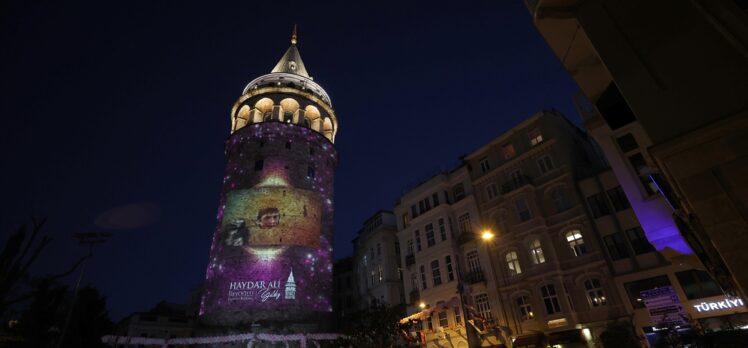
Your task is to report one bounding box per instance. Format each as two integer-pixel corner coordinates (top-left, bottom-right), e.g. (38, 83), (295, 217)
(599, 319), (642, 348)
(58, 286), (113, 348)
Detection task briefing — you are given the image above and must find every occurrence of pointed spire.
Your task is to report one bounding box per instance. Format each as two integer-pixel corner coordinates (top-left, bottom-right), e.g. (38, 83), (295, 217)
(271, 27), (310, 78)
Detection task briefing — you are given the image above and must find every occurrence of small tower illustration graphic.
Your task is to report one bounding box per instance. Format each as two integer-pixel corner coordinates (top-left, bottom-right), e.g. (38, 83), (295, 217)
(285, 269), (296, 300)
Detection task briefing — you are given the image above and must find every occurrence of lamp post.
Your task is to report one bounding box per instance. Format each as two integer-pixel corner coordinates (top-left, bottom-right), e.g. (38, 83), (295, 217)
(480, 229), (514, 348)
(56, 232), (110, 348)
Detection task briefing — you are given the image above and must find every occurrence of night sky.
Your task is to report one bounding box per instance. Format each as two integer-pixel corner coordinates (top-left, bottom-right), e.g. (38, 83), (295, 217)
(0, 0), (580, 320)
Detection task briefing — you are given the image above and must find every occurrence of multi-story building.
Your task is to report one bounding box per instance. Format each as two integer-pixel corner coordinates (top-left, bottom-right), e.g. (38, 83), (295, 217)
(525, 0), (748, 300)
(395, 162), (507, 347)
(464, 110), (630, 347)
(115, 302), (196, 345)
(577, 169), (748, 346)
(352, 211), (405, 309)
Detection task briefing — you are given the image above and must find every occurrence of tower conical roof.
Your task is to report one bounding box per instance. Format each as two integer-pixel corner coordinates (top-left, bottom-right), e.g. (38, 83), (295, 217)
(271, 28), (310, 78)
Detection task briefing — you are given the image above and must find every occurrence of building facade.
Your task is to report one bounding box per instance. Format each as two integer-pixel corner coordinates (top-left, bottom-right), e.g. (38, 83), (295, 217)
(199, 32), (339, 332)
(352, 211), (405, 309)
(526, 0), (748, 300)
(332, 257), (358, 328)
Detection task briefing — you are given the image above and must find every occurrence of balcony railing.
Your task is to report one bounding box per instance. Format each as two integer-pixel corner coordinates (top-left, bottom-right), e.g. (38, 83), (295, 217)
(409, 290), (420, 303)
(501, 175), (533, 194)
(405, 254), (416, 267)
(464, 270), (485, 284)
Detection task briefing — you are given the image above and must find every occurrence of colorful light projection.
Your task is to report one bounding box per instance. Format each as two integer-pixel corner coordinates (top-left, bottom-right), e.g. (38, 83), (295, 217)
(200, 123), (335, 321)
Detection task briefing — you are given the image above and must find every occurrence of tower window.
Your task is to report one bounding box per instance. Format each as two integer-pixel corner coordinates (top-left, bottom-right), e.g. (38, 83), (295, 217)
(286, 141), (291, 149)
(254, 159), (264, 171)
(307, 165), (316, 179)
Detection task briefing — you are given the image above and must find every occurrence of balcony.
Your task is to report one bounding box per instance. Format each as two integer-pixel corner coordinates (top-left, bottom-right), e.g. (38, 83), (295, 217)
(405, 254), (416, 267)
(409, 290), (420, 303)
(501, 175), (533, 194)
(464, 270), (485, 284)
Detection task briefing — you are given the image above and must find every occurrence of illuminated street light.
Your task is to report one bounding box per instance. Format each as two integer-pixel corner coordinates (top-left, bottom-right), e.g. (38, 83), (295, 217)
(481, 230), (495, 241)
(419, 302), (426, 309)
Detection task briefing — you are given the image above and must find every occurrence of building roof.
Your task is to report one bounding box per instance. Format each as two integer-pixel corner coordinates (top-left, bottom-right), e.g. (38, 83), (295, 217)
(270, 29), (310, 78)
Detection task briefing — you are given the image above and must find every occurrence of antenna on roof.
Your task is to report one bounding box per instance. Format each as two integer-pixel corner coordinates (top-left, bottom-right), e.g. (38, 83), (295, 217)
(291, 24), (298, 44)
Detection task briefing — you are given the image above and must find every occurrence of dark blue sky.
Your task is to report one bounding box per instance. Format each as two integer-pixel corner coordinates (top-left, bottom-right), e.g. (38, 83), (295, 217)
(0, 0), (580, 319)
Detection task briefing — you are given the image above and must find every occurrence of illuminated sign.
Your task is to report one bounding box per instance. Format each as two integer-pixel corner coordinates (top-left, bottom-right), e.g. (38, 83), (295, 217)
(547, 318), (568, 328)
(692, 298), (744, 312)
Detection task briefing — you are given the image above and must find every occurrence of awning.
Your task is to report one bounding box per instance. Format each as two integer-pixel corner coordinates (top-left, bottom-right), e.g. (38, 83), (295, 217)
(512, 333), (545, 347)
(548, 329), (583, 345)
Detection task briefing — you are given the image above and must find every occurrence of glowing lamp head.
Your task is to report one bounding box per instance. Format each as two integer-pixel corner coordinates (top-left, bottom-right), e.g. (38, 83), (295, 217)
(419, 302), (426, 309)
(481, 230), (495, 241)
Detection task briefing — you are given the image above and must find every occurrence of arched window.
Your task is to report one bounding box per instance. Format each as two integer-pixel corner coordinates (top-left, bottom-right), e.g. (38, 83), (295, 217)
(505, 251), (522, 276)
(515, 295), (534, 321)
(565, 230), (587, 257)
(551, 188), (571, 213)
(584, 279), (607, 307)
(529, 239), (546, 264)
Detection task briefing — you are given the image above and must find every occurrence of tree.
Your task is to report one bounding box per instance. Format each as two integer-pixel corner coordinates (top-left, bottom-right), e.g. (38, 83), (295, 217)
(58, 286), (113, 348)
(599, 319), (642, 348)
(0, 219), (86, 316)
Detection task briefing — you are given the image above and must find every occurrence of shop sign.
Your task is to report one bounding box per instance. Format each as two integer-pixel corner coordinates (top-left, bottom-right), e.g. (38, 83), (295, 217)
(692, 298), (744, 313)
(640, 286), (688, 326)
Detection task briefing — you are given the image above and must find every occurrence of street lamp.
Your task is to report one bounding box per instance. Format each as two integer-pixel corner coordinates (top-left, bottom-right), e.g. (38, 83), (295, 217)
(480, 228), (514, 348)
(419, 301), (427, 309)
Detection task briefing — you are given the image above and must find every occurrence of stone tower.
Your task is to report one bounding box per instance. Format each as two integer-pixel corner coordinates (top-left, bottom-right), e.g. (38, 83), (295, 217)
(200, 30), (338, 332)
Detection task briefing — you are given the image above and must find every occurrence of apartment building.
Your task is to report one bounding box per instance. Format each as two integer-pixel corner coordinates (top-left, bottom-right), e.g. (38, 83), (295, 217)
(332, 257), (357, 328)
(352, 211), (405, 309)
(395, 165), (505, 347)
(526, 0), (748, 299)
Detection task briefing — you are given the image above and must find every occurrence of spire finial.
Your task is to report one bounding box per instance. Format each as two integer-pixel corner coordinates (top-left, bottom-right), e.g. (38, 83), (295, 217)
(291, 24), (298, 45)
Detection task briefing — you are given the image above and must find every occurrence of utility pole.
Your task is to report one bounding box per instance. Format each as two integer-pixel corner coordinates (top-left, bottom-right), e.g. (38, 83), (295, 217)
(56, 232), (110, 348)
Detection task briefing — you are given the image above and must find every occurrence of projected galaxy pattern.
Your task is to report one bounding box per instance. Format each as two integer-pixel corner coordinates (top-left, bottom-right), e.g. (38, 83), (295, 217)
(200, 122), (337, 324)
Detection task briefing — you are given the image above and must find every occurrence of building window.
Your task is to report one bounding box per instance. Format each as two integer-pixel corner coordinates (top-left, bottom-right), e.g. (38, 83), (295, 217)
(458, 213), (472, 235)
(445, 255), (455, 282)
(603, 232), (630, 260)
(438, 218), (447, 241)
(607, 186), (631, 212)
(431, 260), (442, 286)
(425, 223), (435, 247)
(452, 183), (466, 201)
(432, 192), (440, 206)
(307, 165), (316, 179)
(537, 155), (554, 174)
(628, 153), (657, 195)
(502, 143), (516, 159)
(584, 279), (607, 307)
(529, 239), (546, 264)
(486, 183), (500, 200)
(466, 250), (481, 273)
(509, 168), (523, 186)
(402, 213), (409, 228)
(254, 159), (264, 171)
(438, 306), (449, 327)
(565, 230), (587, 257)
(616, 133), (639, 153)
(540, 284), (561, 315)
(411, 205), (418, 219)
(406, 239), (414, 255)
(479, 157), (490, 173)
(516, 295), (534, 321)
(625, 227), (655, 254)
(378, 264), (383, 283)
(506, 251), (522, 276)
(676, 270), (723, 300)
(414, 230), (422, 252)
(377, 243), (381, 256)
(551, 188), (571, 213)
(586, 192), (611, 218)
(453, 305), (462, 324)
(529, 128), (543, 146)
(474, 293), (493, 324)
(515, 198), (532, 222)
(419, 265), (428, 290)
(410, 273), (418, 291)
(623, 275), (671, 308)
